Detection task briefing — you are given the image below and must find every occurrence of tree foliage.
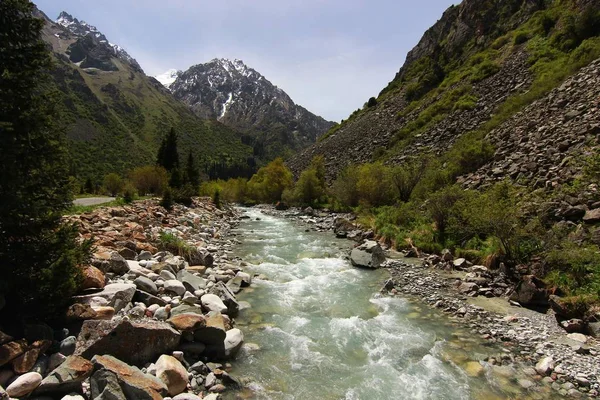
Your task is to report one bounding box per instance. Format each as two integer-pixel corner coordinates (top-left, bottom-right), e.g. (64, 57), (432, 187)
(157, 127), (180, 172)
(0, 0), (91, 320)
(129, 165), (168, 195)
(247, 158), (293, 203)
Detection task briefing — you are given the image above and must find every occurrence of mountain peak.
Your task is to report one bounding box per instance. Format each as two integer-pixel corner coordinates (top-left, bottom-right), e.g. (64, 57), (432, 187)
(55, 11), (142, 72)
(154, 69), (180, 89)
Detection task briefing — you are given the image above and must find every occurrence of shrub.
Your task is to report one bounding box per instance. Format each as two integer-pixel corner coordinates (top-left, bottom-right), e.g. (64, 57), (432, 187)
(356, 163), (396, 207)
(103, 173), (124, 196)
(426, 185), (465, 238)
(331, 165), (360, 208)
(390, 159), (428, 202)
(545, 243), (600, 296)
(514, 31), (529, 45)
(293, 168), (325, 206)
(160, 187), (174, 210)
(212, 188), (221, 209)
(367, 97), (378, 108)
(159, 232), (193, 259)
(247, 158), (293, 203)
(470, 60), (500, 82)
(122, 182), (136, 204)
(173, 184), (195, 207)
(129, 165), (168, 196)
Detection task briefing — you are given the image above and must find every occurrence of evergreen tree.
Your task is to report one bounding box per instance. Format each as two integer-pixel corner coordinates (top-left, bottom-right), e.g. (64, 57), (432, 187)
(185, 151), (200, 188)
(157, 127), (179, 172)
(0, 0), (91, 320)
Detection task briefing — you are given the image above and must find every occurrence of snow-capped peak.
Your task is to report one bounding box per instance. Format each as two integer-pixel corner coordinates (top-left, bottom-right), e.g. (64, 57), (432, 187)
(55, 11), (142, 72)
(154, 69), (180, 89)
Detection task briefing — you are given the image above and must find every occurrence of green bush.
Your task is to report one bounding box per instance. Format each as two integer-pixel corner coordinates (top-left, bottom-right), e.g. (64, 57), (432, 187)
(367, 97), (378, 107)
(129, 165), (169, 196)
(356, 163), (396, 207)
(159, 232), (194, 259)
(514, 31), (529, 45)
(103, 173), (124, 196)
(331, 165), (360, 208)
(247, 158), (293, 203)
(545, 243), (600, 296)
(470, 60), (500, 82)
(173, 184), (195, 207)
(160, 187), (174, 210)
(212, 188), (221, 209)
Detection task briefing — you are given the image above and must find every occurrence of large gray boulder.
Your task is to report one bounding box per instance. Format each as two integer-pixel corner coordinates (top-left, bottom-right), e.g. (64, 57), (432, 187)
(35, 356), (93, 395)
(350, 241), (386, 269)
(176, 270), (207, 292)
(224, 328), (244, 359)
(75, 319), (180, 366)
(91, 355), (167, 400)
(72, 283), (136, 313)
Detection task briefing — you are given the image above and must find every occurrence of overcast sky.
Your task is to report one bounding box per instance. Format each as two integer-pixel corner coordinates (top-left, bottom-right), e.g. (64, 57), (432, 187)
(35, 0), (456, 122)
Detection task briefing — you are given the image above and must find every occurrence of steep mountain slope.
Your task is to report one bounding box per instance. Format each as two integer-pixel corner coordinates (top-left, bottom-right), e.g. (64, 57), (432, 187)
(35, 8), (254, 182)
(289, 0), (600, 186)
(168, 58), (335, 159)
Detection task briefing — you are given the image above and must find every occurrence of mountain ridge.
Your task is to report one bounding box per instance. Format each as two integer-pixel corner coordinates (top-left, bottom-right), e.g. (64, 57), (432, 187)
(168, 58), (335, 159)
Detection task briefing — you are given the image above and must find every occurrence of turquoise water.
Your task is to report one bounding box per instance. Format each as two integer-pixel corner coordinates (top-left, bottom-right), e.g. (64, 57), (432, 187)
(227, 208), (555, 400)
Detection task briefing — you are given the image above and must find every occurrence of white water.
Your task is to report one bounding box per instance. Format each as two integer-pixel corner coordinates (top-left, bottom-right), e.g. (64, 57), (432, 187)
(228, 209), (550, 400)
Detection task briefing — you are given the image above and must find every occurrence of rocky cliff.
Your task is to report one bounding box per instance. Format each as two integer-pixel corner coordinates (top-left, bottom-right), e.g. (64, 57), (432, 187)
(288, 0), (600, 187)
(167, 58), (335, 159)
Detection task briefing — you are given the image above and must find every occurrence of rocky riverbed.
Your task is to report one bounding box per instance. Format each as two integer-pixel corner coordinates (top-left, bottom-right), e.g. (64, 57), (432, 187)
(0, 198), (252, 399)
(263, 205), (600, 399)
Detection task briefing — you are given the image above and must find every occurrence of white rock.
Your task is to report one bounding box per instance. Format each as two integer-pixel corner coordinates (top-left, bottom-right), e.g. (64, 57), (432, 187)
(567, 333), (588, 343)
(6, 372), (42, 398)
(224, 328), (244, 358)
(535, 357), (554, 376)
(155, 355), (188, 396)
(200, 294), (227, 313)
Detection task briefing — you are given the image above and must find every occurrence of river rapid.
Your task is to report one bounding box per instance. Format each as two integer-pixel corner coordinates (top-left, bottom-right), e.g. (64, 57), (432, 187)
(226, 208), (557, 400)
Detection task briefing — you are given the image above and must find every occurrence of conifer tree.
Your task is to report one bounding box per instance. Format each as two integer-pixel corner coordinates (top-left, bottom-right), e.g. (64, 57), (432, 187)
(0, 0), (91, 319)
(157, 127), (179, 172)
(185, 150), (200, 188)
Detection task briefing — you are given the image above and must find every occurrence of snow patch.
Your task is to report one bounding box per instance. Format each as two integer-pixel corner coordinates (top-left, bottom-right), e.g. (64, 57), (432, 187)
(219, 92), (234, 120)
(154, 69), (179, 89)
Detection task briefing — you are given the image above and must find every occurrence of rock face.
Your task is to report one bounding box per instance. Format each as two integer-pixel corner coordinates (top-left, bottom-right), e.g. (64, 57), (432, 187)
(75, 319), (180, 366)
(350, 241), (386, 269)
(55, 11), (142, 72)
(169, 58), (334, 159)
(509, 275), (549, 308)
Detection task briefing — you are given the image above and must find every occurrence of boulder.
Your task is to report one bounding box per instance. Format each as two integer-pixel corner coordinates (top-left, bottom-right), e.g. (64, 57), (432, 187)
(81, 266), (105, 290)
(561, 319), (585, 333)
(75, 319), (180, 366)
(133, 290), (167, 307)
(224, 329), (244, 359)
(164, 280), (186, 297)
(167, 313), (206, 332)
(177, 270), (207, 292)
(453, 258), (468, 269)
(91, 355), (167, 400)
(226, 276), (243, 294)
(194, 313), (227, 346)
(235, 272), (252, 287)
(5, 372), (42, 398)
(201, 294), (228, 314)
(134, 276), (158, 295)
(583, 208), (600, 224)
(12, 340), (51, 374)
(170, 304), (203, 317)
(35, 356), (93, 395)
(90, 370), (128, 400)
(72, 283), (136, 313)
(107, 252), (130, 275)
(535, 357), (554, 376)
(155, 355), (188, 396)
(60, 336), (77, 356)
(0, 340), (28, 367)
(350, 241), (386, 269)
(210, 282), (239, 316)
(509, 276), (549, 307)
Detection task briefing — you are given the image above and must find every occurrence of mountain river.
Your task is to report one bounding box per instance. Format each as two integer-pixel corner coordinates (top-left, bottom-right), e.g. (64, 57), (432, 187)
(225, 208), (558, 400)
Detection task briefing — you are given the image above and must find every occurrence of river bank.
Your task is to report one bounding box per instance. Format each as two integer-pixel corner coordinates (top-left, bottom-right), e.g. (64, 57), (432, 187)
(259, 205), (600, 399)
(0, 198), (251, 399)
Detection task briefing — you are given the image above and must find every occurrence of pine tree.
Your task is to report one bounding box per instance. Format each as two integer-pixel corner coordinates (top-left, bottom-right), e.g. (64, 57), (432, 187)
(185, 151), (200, 188)
(157, 127), (179, 172)
(0, 0), (91, 320)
